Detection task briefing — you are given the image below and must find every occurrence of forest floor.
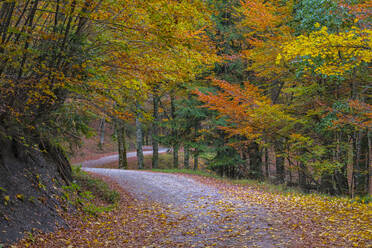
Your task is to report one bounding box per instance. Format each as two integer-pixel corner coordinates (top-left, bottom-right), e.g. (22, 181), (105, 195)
(13, 152), (372, 248)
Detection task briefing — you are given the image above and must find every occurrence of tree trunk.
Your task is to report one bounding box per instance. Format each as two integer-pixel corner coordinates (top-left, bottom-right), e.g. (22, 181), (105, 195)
(368, 129), (372, 196)
(170, 92), (178, 169)
(298, 161), (307, 190)
(355, 130), (362, 192)
(116, 120), (123, 169)
(136, 103), (144, 169)
(347, 135), (354, 198)
(193, 153), (198, 170)
(119, 123), (128, 169)
(193, 121), (199, 171)
(249, 142), (262, 179)
(264, 147), (269, 180)
(98, 117), (105, 149)
(184, 146), (190, 169)
(152, 94), (159, 169)
(0, 1), (15, 43)
(173, 144), (179, 169)
(333, 131), (342, 194)
(274, 142), (285, 184)
(116, 119), (128, 169)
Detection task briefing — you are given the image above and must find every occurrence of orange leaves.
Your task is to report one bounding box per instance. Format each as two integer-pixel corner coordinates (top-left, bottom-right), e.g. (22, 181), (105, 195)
(236, 0), (294, 79)
(331, 100), (372, 129)
(238, 0), (288, 32)
(340, 1), (372, 23)
(196, 79), (294, 142)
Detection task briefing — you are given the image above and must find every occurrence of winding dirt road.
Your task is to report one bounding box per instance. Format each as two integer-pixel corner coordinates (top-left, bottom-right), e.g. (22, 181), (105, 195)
(82, 165), (293, 247)
(79, 148), (169, 167)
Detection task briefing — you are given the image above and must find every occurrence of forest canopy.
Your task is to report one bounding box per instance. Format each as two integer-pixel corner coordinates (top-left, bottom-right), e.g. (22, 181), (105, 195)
(0, 0), (371, 197)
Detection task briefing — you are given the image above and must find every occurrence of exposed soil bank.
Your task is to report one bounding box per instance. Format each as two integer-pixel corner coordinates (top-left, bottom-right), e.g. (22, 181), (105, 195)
(0, 137), (71, 245)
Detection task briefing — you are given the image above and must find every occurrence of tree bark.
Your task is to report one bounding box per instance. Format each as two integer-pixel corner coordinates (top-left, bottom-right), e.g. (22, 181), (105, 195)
(18, 0), (39, 79)
(274, 142), (285, 184)
(136, 103), (144, 169)
(347, 135), (354, 198)
(368, 129), (372, 196)
(249, 142), (262, 179)
(355, 130), (362, 192)
(152, 94), (159, 169)
(263, 147), (269, 180)
(298, 162), (307, 190)
(119, 122), (128, 169)
(170, 92), (178, 168)
(193, 121), (199, 170)
(184, 146), (190, 169)
(193, 153), (199, 170)
(98, 117), (105, 149)
(0, 1), (15, 43)
(116, 120), (123, 169)
(173, 144), (179, 169)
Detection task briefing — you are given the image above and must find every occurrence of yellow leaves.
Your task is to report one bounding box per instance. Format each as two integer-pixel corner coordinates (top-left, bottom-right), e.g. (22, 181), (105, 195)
(279, 25), (372, 76)
(87, 0), (217, 117)
(4, 195), (10, 205)
(275, 53), (282, 65)
(16, 194), (24, 201)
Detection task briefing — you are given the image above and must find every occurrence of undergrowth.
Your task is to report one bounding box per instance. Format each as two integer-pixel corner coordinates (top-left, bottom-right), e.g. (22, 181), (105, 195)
(62, 166), (120, 216)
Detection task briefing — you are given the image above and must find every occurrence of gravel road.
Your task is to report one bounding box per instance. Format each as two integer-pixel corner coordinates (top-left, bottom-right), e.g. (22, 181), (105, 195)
(83, 168), (291, 247)
(80, 148), (169, 167)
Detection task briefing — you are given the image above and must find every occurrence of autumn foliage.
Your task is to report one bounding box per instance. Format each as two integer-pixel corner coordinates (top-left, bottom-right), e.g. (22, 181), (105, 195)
(195, 79), (294, 142)
(196, 0), (372, 198)
(0, 0), (216, 148)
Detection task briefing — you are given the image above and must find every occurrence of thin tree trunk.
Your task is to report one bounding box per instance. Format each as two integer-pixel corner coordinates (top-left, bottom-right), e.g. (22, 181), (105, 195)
(184, 146), (190, 169)
(18, 0), (39, 79)
(173, 144), (179, 169)
(98, 117), (105, 149)
(355, 130), (362, 192)
(249, 142), (262, 179)
(347, 135), (354, 198)
(152, 94), (159, 169)
(119, 123), (128, 169)
(275, 142), (285, 184)
(0, 1), (15, 43)
(264, 147), (269, 180)
(116, 119), (123, 169)
(170, 92), (178, 169)
(193, 121), (199, 170)
(298, 162), (306, 190)
(193, 153), (198, 170)
(136, 117), (144, 169)
(334, 131), (342, 194)
(368, 128), (372, 196)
